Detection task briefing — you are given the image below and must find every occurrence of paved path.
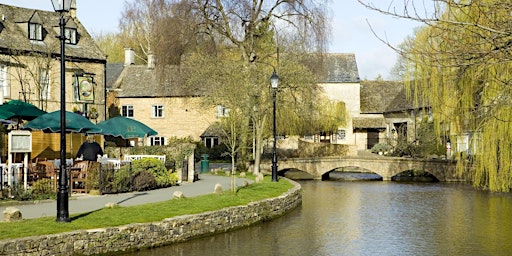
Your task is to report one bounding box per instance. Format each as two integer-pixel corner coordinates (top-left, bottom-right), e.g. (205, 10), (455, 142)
(0, 173), (248, 220)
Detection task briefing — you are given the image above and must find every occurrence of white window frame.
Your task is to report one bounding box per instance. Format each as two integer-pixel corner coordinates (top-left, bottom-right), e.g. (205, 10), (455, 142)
(64, 27), (77, 44)
(29, 23), (43, 41)
(121, 105), (134, 117)
(39, 69), (50, 100)
(0, 65), (9, 100)
(151, 105), (164, 118)
(216, 105), (230, 117)
(337, 129), (346, 141)
(150, 136), (165, 146)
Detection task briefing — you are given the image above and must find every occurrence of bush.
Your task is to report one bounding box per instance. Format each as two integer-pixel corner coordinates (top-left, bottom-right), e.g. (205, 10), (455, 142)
(371, 143), (393, 154)
(112, 166), (134, 193)
(133, 171), (157, 191)
(31, 179), (55, 199)
(9, 184), (32, 201)
(131, 158), (173, 187)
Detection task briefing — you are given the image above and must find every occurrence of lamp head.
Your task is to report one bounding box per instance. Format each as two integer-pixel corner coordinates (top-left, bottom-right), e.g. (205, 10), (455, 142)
(270, 70), (279, 89)
(51, 0), (73, 12)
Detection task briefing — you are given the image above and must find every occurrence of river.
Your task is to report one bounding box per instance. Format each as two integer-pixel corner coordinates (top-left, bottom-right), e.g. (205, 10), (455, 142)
(124, 180), (512, 256)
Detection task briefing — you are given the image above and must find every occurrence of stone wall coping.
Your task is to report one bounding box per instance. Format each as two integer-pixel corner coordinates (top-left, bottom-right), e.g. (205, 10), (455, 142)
(0, 178), (302, 255)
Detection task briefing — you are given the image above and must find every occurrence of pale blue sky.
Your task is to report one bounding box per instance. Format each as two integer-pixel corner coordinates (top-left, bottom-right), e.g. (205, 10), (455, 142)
(1, 0), (425, 80)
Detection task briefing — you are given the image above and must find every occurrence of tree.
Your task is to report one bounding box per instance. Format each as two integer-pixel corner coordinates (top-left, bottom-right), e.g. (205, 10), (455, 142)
(181, 0), (329, 173)
(358, 0), (512, 192)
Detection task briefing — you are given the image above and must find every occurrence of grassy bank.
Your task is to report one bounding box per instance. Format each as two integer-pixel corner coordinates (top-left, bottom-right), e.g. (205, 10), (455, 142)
(0, 176), (294, 240)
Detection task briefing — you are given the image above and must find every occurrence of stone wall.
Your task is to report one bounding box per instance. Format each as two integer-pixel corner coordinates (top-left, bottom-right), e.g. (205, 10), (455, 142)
(0, 180), (302, 255)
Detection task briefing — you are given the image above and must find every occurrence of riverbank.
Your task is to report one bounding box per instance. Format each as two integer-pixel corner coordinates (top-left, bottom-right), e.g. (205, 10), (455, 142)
(0, 177), (302, 255)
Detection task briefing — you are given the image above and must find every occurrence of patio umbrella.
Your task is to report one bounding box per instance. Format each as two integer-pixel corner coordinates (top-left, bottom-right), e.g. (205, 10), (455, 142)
(22, 110), (102, 133)
(96, 116), (157, 139)
(0, 100), (46, 120)
(0, 109), (15, 119)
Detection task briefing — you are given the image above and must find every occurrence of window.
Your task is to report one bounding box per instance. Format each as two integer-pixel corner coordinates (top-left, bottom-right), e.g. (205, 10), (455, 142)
(150, 136), (165, 146)
(151, 105), (164, 118)
(39, 69), (50, 100)
(0, 65), (9, 99)
(216, 105), (230, 117)
(29, 23), (43, 40)
(121, 105), (134, 117)
(337, 129), (346, 141)
(203, 137), (219, 148)
(64, 28), (77, 44)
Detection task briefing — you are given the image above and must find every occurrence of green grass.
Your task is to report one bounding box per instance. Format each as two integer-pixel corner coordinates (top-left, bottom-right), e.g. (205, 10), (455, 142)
(0, 176), (294, 240)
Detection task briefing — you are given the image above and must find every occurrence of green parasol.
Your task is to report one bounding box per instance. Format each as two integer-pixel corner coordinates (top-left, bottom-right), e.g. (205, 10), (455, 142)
(96, 116), (157, 139)
(23, 110), (102, 133)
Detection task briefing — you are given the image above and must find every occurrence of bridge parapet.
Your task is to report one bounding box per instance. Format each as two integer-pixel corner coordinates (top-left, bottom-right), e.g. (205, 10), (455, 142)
(272, 156), (463, 182)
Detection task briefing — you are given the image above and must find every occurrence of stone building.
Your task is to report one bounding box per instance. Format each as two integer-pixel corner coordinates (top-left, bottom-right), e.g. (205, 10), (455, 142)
(0, 3), (106, 160)
(106, 48), (217, 146)
(0, 3), (106, 118)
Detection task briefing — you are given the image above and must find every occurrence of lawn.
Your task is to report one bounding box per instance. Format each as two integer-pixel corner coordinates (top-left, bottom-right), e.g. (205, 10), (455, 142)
(0, 176), (294, 240)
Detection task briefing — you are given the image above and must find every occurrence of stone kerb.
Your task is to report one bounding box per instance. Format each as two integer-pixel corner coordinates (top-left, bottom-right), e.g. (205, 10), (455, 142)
(0, 179), (302, 256)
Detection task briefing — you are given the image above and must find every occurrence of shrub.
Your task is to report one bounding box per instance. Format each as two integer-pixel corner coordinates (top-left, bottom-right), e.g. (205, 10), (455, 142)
(133, 171), (157, 191)
(131, 158), (172, 187)
(112, 166), (134, 193)
(9, 184), (32, 201)
(371, 143), (393, 154)
(31, 179), (55, 199)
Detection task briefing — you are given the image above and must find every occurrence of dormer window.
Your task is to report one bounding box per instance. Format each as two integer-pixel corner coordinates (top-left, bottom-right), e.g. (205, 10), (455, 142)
(65, 27), (77, 44)
(28, 11), (45, 41)
(29, 22), (43, 41)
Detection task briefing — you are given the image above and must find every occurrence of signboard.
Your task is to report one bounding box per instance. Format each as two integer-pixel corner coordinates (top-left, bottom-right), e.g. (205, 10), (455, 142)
(8, 130), (32, 153)
(76, 76), (95, 102)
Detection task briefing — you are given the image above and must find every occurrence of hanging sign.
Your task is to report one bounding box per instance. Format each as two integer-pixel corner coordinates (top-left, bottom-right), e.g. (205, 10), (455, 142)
(76, 76), (95, 102)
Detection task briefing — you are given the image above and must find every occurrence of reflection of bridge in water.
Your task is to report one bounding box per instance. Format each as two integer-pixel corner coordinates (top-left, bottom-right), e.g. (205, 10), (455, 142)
(267, 156), (464, 182)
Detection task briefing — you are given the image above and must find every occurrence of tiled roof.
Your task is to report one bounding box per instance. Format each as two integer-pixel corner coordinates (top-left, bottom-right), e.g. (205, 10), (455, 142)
(0, 4), (105, 62)
(106, 63), (124, 89)
(115, 65), (208, 98)
(360, 80), (414, 113)
(352, 117), (387, 128)
(321, 53), (360, 83)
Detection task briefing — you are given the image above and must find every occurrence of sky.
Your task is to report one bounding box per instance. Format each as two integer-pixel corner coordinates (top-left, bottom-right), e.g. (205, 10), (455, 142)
(1, 0), (426, 80)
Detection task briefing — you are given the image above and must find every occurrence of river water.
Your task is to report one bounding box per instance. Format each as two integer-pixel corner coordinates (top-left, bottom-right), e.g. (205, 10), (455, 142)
(125, 180), (512, 256)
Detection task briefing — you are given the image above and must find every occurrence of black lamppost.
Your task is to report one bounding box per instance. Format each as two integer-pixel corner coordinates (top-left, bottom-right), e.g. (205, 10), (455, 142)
(52, 0), (72, 223)
(270, 70), (279, 182)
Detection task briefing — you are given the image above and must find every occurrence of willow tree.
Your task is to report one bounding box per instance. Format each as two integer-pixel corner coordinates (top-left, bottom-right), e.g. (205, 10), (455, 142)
(359, 0), (512, 192)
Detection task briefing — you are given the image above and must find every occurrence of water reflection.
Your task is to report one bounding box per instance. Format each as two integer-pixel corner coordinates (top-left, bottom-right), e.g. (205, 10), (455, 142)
(126, 181), (512, 256)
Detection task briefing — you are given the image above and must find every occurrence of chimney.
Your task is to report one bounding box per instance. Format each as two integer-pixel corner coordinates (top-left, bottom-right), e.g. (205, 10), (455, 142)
(70, 0), (77, 18)
(147, 53), (155, 69)
(124, 48), (135, 66)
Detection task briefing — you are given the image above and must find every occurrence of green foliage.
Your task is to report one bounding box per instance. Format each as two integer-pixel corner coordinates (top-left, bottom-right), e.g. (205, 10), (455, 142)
(400, 1), (512, 191)
(133, 171), (157, 191)
(112, 166), (133, 193)
(8, 184), (32, 201)
(85, 162), (100, 190)
(371, 143), (393, 154)
(31, 179), (55, 199)
(130, 158), (172, 187)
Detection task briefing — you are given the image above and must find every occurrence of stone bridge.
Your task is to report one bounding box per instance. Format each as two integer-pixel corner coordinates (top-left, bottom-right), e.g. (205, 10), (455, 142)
(267, 156), (463, 181)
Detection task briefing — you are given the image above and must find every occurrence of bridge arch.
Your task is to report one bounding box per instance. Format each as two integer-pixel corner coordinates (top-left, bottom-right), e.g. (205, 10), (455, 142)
(320, 166), (383, 181)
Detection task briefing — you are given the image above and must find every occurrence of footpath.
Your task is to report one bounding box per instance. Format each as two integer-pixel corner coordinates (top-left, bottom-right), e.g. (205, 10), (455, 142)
(0, 170), (248, 220)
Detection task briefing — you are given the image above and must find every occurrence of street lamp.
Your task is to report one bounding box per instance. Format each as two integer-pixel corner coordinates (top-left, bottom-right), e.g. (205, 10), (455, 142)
(270, 70), (279, 182)
(52, 0), (72, 223)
